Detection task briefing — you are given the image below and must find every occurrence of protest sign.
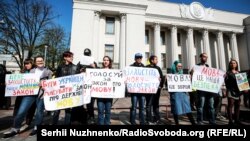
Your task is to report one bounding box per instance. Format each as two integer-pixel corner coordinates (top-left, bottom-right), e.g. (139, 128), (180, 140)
(43, 74), (91, 111)
(192, 65), (225, 93)
(5, 73), (40, 96)
(167, 74), (192, 92)
(80, 56), (94, 65)
(123, 67), (160, 94)
(86, 69), (125, 98)
(235, 73), (250, 91)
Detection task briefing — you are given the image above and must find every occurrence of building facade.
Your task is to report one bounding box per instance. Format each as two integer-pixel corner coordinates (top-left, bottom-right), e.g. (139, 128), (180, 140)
(70, 0), (250, 71)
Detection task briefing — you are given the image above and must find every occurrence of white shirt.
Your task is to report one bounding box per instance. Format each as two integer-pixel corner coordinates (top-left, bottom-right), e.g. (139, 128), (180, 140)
(35, 68), (44, 78)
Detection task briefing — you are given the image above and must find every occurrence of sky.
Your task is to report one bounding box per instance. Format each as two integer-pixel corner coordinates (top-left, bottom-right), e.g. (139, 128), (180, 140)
(45, 0), (250, 34)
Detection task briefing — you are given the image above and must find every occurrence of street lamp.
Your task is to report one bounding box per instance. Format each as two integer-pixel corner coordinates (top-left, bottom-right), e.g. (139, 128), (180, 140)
(44, 45), (48, 65)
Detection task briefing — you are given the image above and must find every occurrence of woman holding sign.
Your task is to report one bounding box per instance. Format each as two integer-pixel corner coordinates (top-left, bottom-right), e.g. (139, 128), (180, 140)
(169, 61), (196, 125)
(3, 56), (52, 138)
(13, 58), (36, 131)
(97, 56), (113, 125)
(225, 59), (242, 125)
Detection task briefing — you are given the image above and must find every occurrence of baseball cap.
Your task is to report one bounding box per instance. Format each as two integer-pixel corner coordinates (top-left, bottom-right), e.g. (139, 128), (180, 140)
(84, 48), (91, 56)
(134, 53), (143, 59)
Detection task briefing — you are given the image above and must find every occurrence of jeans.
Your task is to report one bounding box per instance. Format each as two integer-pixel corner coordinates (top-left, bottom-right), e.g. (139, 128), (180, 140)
(146, 89), (161, 122)
(97, 98), (112, 125)
(13, 96), (36, 125)
(197, 91), (215, 124)
(130, 94), (145, 125)
(214, 95), (222, 117)
(52, 109), (71, 125)
(87, 98), (95, 118)
(14, 96), (44, 129)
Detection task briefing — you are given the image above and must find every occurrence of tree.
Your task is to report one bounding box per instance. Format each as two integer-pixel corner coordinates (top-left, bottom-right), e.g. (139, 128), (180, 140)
(0, 0), (55, 69)
(34, 25), (69, 69)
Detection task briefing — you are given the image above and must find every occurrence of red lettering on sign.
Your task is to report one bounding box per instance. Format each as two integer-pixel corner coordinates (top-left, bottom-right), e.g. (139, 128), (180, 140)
(201, 67), (219, 77)
(92, 87), (112, 93)
(13, 89), (35, 96)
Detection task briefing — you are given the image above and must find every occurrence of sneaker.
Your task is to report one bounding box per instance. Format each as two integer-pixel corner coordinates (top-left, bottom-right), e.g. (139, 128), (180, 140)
(3, 129), (19, 138)
(216, 113), (226, 120)
(20, 124), (29, 132)
(29, 130), (37, 136)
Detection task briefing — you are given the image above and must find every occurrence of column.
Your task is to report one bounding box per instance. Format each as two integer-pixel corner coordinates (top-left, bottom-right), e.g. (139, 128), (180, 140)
(180, 30), (188, 69)
(187, 28), (195, 68)
(170, 26), (177, 64)
(216, 31), (226, 71)
(202, 29), (212, 66)
(119, 13), (126, 69)
(92, 11), (100, 61)
(154, 23), (161, 67)
(230, 33), (240, 69)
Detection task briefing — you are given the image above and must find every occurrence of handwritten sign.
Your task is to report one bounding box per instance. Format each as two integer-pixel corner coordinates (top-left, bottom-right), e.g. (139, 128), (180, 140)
(192, 65), (225, 93)
(235, 73), (250, 91)
(80, 56), (94, 65)
(86, 69), (125, 98)
(43, 74), (91, 111)
(123, 67), (160, 94)
(5, 74), (40, 97)
(167, 74), (192, 92)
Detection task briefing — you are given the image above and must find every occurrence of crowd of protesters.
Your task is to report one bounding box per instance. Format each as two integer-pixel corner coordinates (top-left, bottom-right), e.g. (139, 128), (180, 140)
(0, 49), (249, 138)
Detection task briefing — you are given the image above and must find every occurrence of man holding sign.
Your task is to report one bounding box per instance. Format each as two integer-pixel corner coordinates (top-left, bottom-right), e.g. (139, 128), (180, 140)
(129, 53), (146, 125)
(191, 53), (216, 125)
(52, 51), (79, 125)
(146, 55), (164, 124)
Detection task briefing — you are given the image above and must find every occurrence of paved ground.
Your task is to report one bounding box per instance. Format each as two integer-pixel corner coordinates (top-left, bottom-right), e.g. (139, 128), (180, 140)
(0, 90), (250, 140)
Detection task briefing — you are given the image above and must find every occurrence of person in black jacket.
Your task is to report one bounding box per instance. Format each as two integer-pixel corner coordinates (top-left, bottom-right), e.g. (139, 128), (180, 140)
(76, 48), (97, 125)
(145, 55), (164, 124)
(192, 53), (215, 125)
(129, 53), (146, 125)
(52, 51), (78, 125)
(0, 64), (7, 109)
(225, 59), (242, 125)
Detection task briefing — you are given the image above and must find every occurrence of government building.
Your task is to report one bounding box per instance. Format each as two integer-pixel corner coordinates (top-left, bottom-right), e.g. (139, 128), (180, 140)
(70, 0), (250, 72)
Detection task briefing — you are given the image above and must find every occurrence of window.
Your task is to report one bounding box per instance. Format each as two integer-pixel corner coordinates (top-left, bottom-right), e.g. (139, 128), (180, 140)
(177, 33), (181, 46)
(178, 54), (182, 63)
(106, 17), (115, 34)
(145, 30), (149, 44)
(160, 31), (165, 45)
(105, 44), (114, 60)
(161, 53), (167, 68)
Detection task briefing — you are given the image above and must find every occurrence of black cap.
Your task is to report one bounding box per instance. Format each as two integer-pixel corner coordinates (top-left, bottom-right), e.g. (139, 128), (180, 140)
(84, 48), (91, 56)
(134, 53), (143, 59)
